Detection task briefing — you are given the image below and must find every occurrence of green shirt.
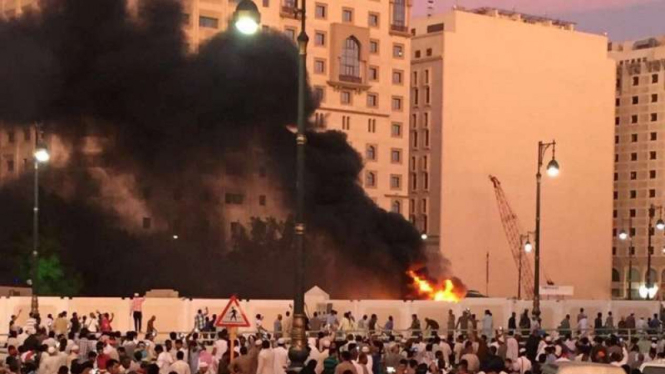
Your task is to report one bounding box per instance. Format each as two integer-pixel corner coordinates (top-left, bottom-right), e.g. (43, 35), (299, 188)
(323, 355), (339, 374)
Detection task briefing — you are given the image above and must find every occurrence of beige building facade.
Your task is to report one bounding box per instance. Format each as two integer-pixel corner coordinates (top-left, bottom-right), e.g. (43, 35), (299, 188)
(0, 0), (413, 235)
(410, 8), (615, 298)
(610, 37), (665, 299)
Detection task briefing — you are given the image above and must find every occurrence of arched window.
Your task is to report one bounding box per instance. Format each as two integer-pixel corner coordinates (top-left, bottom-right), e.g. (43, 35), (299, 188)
(366, 171), (376, 187)
(392, 0), (406, 27)
(612, 268), (621, 282)
(646, 268), (658, 283)
(391, 200), (401, 214)
(341, 37), (361, 79)
(629, 268), (640, 282)
(366, 145), (376, 160)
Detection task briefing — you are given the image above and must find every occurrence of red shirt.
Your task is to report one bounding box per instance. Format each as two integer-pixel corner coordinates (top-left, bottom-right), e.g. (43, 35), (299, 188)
(97, 353), (110, 370)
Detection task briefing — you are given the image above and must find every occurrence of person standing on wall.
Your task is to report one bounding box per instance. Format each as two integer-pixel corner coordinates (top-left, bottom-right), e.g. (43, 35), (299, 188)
(130, 293), (146, 333)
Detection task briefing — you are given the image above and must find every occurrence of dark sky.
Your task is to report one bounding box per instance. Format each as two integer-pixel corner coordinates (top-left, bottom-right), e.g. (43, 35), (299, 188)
(413, 0), (665, 41)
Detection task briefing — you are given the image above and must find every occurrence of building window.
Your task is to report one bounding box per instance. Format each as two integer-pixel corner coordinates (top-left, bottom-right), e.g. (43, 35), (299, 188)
(651, 113), (658, 122)
(314, 31), (326, 46)
(341, 91), (352, 105)
(315, 3), (326, 19)
(613, 172), (618, 181)
(652, 94), (658, 103)
(425, 87), (431, 104)
(392, 0), (406, 28)
(421, 198), (427, 213)
(367, 93), (378, 108)
(423, 129), (430, 147)
(630, 171), (637, 180)
(631, 152), (637, 161)
(633, 76), (639, 86)
(199, 16), (219, 28)
(631, 134), (638, 142)
(413, 88), (419, 106)
(391, 200), (401, 214)
(650, 151), (657, 160)
(615, 154), (619, 162)
(613, 191), (618, 200)
(23, 128), (30, 142)
(366, 145), (376, 161)
(225, 193), (245, 204)
(314, 59), (326, 74)
(650, 170), (657, 179)
(653, 74), (659, 84)
(422, 172), (429, 190)
(411, 130), (418, 148)
(421, 214), (428, 232)
(630, 190), (637, 199)
(368, 12), (379, 27)
(313, 86), (325, 103)
(651, 132), (658, 141)
(369, 40), (379, 54)
(259, 195), (267, 206)
(392, 96), (403, 111)
(615, 135), (619, 144)
(415, 50), (421, 58)
(340, 37), (361, 79)
(367, 119), (376, 133)
(423, 112), (429, 127)
(391, 149), (402, 164)
(411, 173), (417, 190)
(424, 70), (430, 84)
(632, 96), (639, 105)
(650, 189), (657, 198)
(368, 66), (379, 81)
(631, 115), (638, 124)
(390, 175), (402, 190)
(616, 98), (620, 106)
(393, 44), (404, 58)
(392, 70), (403, 84)
(421, 155), (428, 170)
(342, 115), (351, 130)
(615, 117), (620, 125)
(342, 8), (353, 23)
(391, 123), (402, 137)
(366, 171), (376, 187)
(426, 48), (432, 57)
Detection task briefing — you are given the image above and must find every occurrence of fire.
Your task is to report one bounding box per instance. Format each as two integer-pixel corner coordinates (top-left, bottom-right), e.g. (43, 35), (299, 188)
(407, 270), (464, 302)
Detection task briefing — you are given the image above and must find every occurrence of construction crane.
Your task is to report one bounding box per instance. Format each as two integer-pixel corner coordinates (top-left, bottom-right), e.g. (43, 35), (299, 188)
(489, 175), (535, 299)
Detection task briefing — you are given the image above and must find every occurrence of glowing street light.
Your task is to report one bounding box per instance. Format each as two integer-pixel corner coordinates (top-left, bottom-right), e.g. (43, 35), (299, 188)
(34, 147), (50, 163)
(546, 159), (560, 177)
(618, 229), (629, 241)
(524, 240), (533, 253)
(639, 284), (658, 299)
(657, 218), (665, 231)
(233, 0), (261, 35)
(421, 233), (428, 240)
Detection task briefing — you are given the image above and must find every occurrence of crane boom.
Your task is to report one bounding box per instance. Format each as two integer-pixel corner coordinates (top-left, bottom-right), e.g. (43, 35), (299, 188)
(489, 175), (535, 299)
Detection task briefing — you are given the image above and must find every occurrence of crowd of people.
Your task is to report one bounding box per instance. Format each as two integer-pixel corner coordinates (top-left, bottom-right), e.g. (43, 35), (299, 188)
(3, 306), (665, 374)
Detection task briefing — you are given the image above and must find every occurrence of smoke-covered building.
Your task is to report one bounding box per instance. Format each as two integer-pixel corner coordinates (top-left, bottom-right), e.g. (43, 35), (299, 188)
(0, 0), (413, 232)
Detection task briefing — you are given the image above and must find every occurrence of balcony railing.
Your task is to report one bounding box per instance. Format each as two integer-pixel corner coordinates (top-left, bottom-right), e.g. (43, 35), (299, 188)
(390, 24), (408, 33)
(339, 74), (362, 84)
(280, 5), (299, 18)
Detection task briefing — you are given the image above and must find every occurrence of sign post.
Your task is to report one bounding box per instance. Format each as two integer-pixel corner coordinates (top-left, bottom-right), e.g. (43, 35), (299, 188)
(215, 296), (250, 364)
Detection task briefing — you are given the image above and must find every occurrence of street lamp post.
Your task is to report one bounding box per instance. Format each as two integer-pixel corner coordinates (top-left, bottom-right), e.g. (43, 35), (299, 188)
(619, 218), (634, 300)
(232, 0), (310, 370)
(519, 232), (534, 300)
(533, 140), (559, 318)
(646, 205), (665, 299)
(31, 125), (49, 316)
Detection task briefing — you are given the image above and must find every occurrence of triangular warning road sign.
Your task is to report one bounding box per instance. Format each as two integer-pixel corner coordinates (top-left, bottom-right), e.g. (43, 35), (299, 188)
(215, 295), (250, 327)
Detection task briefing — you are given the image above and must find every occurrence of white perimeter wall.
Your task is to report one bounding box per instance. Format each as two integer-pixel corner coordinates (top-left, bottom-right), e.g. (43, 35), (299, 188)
(1, 295), (662, 335)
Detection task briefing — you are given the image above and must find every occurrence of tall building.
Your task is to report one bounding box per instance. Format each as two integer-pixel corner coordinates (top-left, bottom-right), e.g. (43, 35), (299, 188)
(0, 0), (412, 219)
(609, 37), (665, 299)
(410, 8), (615, 299)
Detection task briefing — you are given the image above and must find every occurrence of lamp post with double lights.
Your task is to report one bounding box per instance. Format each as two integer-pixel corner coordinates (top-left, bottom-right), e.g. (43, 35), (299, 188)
(619, 218), (634, 300)
(645, 205), (665, 299)
(533, 140), (559, 318)
(232, 0), (309, 370)
(518, 232), (534, 300)
(31, 125), (50, 315)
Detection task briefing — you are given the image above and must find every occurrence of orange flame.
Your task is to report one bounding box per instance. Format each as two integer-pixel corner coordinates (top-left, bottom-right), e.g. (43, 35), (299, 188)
(407, 270), (464, 302)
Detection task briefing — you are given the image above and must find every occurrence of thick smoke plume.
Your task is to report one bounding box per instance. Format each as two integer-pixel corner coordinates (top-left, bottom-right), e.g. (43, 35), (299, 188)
(0, 0), (449, 298)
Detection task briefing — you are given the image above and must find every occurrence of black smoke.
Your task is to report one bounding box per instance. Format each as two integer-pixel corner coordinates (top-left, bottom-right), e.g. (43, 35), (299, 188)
(0, 0), (446, 298)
